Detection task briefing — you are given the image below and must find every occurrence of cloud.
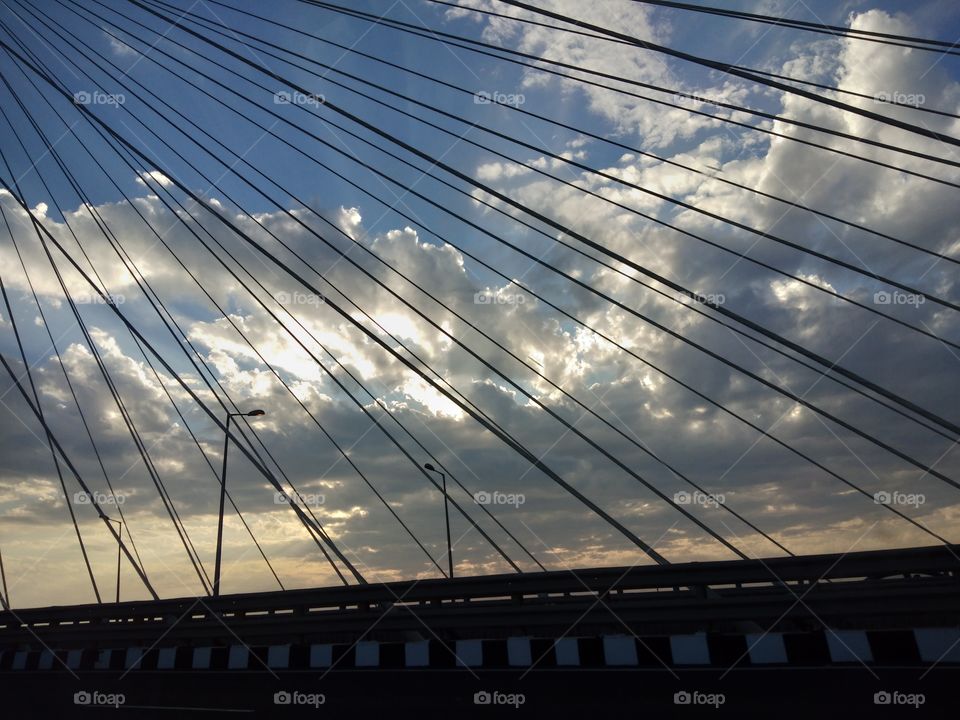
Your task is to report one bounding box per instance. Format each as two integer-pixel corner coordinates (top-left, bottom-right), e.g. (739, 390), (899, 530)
(0, 4), (958, 607)
(135, 170), (173, 188)
(106, 34), (138, 57)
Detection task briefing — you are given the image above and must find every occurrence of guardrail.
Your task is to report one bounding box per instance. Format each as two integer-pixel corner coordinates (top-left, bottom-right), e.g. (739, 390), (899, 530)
(0, 544), (956, 646)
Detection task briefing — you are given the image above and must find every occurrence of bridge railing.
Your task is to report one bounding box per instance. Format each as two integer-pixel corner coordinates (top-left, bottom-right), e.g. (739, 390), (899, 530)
(0, 544), (955, 635)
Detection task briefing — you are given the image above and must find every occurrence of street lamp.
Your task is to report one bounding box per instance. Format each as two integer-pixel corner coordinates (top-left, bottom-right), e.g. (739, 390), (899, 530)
(0, 546), (9, 610)
(423, 463), (453, 579)
(104, 517), (122, 603)
(214, 408), (266, 597)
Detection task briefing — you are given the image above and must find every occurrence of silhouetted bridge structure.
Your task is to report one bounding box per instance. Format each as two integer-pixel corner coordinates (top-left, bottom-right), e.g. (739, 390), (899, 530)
(1, 545), (958, 715)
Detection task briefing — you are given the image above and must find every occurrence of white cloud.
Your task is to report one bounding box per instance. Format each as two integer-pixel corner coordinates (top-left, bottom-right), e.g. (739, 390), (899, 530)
(107, 34), (138, 57)
(135, 170), (172, 188)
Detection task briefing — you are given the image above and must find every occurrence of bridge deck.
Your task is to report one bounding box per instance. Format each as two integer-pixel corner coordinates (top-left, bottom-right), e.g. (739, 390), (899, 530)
(2, 544), (957, 649)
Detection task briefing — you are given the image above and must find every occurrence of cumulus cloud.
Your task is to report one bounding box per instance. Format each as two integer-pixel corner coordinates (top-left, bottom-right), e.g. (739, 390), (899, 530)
(135, 170), (173, 188)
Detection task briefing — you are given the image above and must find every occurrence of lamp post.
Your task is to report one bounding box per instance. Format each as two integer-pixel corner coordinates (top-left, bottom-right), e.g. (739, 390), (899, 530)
(214, 408), (265, 597)
(104, 517), (122, 603)
(423, 463), (453, 579)
(0, 546), (9, 610)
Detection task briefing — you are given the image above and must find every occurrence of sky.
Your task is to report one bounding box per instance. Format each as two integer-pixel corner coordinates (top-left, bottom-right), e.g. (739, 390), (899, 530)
(0, 0), (959, 608)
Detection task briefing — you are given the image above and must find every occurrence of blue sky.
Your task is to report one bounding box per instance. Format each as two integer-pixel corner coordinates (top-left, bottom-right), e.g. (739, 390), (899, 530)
(8, 0), (958, 222)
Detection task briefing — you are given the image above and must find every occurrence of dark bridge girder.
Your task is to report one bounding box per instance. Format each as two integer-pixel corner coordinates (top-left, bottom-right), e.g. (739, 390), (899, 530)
(1, 544), (957, 650)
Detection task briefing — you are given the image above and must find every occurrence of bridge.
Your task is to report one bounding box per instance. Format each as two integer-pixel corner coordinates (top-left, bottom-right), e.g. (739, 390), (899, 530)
(2, 544), (958, 714)
(0, 0), (958, 716)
